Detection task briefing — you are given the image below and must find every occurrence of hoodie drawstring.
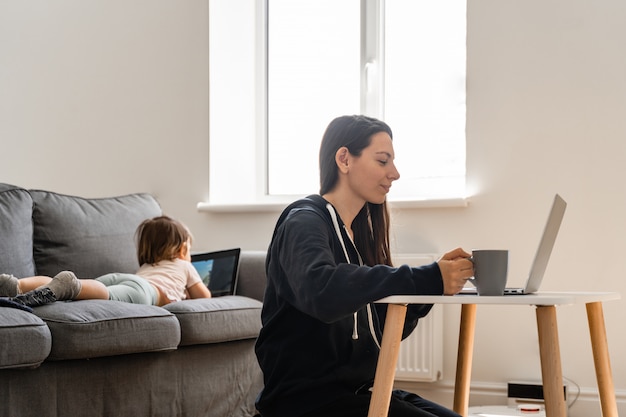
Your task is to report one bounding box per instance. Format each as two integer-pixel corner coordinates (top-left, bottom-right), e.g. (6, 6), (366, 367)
(326, 203), (381, 348)
(326, 204), (359, 340)
(326, 203), (351, 266)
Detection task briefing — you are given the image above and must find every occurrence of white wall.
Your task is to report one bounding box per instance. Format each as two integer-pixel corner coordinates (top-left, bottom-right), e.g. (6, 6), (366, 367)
(1, 1), (624, 415)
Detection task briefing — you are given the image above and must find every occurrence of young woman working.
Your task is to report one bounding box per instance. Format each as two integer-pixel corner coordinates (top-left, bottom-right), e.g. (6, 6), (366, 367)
(254, 115), (474, 417)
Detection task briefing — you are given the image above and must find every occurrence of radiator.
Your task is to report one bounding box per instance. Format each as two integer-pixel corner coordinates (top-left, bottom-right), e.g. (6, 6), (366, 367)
(392, 254), (443, 382)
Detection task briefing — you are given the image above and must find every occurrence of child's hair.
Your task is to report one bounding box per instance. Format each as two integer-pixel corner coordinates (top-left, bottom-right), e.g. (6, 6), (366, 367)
(135, 216), (193, 265)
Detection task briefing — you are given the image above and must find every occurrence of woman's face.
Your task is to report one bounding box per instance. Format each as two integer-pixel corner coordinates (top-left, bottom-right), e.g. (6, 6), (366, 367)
(346, 131), (400, 204)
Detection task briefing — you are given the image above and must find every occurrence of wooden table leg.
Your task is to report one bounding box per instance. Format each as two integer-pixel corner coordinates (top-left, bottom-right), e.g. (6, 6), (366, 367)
(586, 302), (618, 417)
(535, 306), (567, 417)
(368, 303), (408, 417)
(453, 304), (477, 417)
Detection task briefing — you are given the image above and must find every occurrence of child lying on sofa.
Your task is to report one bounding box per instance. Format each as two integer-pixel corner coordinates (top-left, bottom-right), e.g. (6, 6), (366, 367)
(0, 216), (212, 307)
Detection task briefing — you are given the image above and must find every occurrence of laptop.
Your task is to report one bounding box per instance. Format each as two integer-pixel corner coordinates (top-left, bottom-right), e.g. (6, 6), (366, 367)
(462, 194), (567, 295)
(191, 248), (241, 297)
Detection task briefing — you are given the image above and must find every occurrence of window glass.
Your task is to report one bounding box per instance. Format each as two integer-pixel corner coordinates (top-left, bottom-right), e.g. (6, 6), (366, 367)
(384, 0), (467, 200)
(208, 0), (467, 207)
(268, 0), (360, 195)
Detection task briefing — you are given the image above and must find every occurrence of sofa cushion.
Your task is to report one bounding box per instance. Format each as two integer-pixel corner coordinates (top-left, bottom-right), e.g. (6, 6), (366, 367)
(30, 190), (161, 278)
(0, 306), (51, 369)
(163, 296), (262, 346)
(33, 300), (180, 360)
(0, 184), (36, 278)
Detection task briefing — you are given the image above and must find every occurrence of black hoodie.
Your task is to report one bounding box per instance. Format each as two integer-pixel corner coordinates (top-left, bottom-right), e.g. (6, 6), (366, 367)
(254, 195), (444, 417)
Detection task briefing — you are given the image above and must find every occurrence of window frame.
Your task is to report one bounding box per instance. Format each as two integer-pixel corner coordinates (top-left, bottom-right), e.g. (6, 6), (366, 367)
(201, 0), (469, 213)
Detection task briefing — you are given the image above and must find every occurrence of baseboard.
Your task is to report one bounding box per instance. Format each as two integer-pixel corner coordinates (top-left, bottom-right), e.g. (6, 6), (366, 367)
(393, 379), (626, 417)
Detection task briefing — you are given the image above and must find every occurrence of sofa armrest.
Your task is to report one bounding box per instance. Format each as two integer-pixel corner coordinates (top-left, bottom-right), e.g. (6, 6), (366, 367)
(236, 251), (267, 302)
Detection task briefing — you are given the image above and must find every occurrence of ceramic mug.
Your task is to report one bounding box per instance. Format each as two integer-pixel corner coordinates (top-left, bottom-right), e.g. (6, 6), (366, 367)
(469, 249), (508, 296)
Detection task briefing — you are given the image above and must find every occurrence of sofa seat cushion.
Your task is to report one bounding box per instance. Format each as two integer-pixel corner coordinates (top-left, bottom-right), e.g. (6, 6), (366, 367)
(163, 296), (262, 346)
(0, 184), (36, 278)
(33, 300), (180, 360)
(0, 307), (51, 369)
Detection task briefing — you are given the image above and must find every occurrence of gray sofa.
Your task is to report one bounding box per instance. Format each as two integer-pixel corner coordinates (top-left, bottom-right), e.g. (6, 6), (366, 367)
(0, 183), (267, 417)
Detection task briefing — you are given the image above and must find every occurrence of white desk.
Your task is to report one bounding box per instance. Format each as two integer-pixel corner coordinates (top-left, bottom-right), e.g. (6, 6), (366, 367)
(368, 292), (620, 417)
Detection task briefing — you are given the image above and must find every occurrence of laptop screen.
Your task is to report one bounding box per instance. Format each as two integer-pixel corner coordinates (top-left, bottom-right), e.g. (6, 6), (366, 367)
(190, 248), (241, 297)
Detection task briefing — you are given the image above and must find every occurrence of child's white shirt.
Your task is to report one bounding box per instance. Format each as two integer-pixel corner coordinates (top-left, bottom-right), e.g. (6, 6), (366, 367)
(136, 258), (202, 303)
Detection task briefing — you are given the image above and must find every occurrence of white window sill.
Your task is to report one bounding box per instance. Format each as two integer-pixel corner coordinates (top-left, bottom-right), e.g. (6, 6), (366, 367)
(197, 197), (470, 213)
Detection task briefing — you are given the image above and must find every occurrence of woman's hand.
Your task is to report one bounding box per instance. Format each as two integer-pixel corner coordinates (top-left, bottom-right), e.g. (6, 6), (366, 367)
(437, 248), (474, 295)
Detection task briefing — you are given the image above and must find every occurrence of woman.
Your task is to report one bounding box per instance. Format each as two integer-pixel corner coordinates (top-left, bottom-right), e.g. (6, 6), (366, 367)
(254, 115), (473, 417)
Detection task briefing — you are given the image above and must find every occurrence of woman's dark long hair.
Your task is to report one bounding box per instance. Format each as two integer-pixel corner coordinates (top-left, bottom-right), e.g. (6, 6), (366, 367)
(319, 115), (394, 267)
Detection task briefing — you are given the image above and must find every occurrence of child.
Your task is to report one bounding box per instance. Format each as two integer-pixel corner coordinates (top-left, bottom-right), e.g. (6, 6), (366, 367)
(0, 216), (212, 308)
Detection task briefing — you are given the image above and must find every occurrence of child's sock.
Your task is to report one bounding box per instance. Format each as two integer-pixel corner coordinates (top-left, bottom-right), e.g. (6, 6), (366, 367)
(0, 274), (20, 297)
(45, 271), (82, 301)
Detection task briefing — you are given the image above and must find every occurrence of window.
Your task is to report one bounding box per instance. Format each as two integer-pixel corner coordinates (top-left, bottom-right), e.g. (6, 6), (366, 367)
(204, 0), (466, 211)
